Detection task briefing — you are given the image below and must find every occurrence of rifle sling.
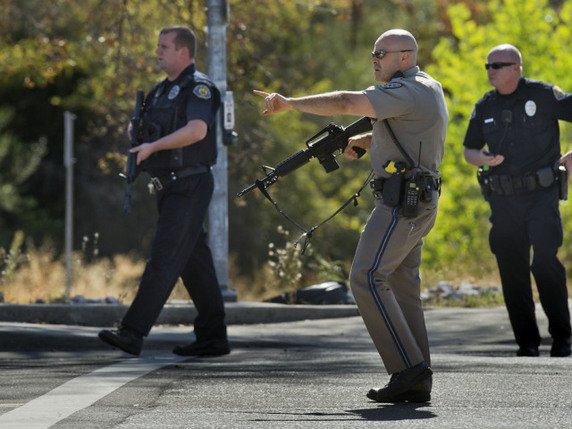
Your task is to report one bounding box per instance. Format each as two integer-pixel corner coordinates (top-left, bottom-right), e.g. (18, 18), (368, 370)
(383, 119), (416, 167)
(256, 170), (375, 254)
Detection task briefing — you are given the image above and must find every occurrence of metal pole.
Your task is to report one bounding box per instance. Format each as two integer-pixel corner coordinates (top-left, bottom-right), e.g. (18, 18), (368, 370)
(63, 111), (76, 300)
(207, 0), (236, 301)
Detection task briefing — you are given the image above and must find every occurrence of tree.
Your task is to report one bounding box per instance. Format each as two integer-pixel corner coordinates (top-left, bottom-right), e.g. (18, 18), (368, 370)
(0, 108), (47, 245)
(427, 0), (572, 277)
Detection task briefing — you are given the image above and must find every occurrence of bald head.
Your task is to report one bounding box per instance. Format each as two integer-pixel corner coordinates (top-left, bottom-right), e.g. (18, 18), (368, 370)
(488, 44), (522, 65)
(378, 29), (418, 53)
(372, 29), (418, 82)
(486, 43), (523, 94)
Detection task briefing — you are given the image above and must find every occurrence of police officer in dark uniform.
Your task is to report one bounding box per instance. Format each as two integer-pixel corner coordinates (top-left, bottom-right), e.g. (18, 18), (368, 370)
(98, 26), (229, 357)
(464, 44), (572, 357)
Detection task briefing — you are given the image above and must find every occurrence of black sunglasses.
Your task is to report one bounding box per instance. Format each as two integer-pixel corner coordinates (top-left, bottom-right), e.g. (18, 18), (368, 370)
(485, 62), (516, 70)
(371, 49), (413, 60)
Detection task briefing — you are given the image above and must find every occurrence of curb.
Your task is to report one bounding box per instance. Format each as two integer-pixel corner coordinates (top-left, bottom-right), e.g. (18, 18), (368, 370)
(0, 302), (360, 326)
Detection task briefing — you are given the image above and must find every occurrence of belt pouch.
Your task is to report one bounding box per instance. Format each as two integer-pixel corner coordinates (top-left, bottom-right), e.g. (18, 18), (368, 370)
(536, 167), (555, 188)
(499, 175), (513, 195)
(381, 174), (403, 207)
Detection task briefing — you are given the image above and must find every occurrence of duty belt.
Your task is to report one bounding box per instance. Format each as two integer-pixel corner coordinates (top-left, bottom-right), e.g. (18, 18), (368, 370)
(478, 165), (557, 196)
(149, 164), (210, 191)
(370, 175), (441, 199)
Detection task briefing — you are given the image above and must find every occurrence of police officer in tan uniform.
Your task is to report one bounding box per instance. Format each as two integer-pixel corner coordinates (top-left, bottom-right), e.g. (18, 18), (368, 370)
(255, 29), (448, 403)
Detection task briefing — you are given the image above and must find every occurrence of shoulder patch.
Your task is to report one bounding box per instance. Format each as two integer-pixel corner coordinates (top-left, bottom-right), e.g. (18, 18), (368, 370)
(376, 82), (403, 90)
(193, 84), (212, 100)
(552, 85), (566, 101)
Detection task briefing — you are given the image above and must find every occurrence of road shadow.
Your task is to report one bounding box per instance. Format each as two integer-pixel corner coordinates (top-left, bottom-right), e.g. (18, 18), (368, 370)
(348, 404), (436, 421)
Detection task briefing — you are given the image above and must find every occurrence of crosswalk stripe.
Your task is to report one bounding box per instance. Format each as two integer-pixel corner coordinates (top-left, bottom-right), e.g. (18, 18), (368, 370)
(0, 354), (187, 428)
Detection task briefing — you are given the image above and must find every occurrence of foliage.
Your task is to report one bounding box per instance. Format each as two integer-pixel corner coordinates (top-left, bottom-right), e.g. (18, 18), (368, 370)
(228, 0), (446, 275)
(427, 0), (572, 277)
(0, 108), (47, 244)
(1, 0), (572, 299)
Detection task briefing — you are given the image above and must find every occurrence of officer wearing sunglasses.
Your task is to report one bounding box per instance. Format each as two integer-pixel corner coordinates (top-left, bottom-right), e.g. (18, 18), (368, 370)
(463, 44), (572, 357)
(255, 29), (448, 404)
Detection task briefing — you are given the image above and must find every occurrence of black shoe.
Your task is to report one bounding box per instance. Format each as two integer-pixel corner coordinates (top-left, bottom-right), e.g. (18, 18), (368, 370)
(551, 338), (571, 357)
(98, 326), (143, 356)
(516, 345), (539, 357)
(367, 362), (433, 403)
(172, 339), (230, 357)
(367, 386), (431, 403)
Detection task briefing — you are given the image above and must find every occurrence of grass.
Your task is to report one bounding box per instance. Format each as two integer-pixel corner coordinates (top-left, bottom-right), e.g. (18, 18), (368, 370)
(0, 236), (561, 308)
(0, 246), (507, 307)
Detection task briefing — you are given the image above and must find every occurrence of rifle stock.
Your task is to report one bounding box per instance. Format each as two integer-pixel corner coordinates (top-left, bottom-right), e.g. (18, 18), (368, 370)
(237, 117), (372, 197)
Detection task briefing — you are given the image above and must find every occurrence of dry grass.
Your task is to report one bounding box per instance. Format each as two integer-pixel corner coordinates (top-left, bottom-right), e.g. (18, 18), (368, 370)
(0, 244), (282, 304)
(1, 244), (569, 306)
(0, 246), (143, 304)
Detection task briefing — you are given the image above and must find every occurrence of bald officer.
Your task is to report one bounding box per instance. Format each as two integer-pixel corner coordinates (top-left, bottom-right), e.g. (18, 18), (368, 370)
(254, 29), (448, 403)
(464, 44), (572, 358)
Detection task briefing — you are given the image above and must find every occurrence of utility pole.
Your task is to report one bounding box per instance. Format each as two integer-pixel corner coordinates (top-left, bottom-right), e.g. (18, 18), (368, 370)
(207, 0), (236, 301)
(63, 111), (76, 300)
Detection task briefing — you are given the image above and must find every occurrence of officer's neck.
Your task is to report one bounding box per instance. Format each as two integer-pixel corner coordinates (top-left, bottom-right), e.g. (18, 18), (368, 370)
(167, 60), (195, 81)
(496, 77), (521, 96)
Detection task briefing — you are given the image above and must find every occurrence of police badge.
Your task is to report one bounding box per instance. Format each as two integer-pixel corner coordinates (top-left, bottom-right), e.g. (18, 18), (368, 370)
(168, 85), (180, 100)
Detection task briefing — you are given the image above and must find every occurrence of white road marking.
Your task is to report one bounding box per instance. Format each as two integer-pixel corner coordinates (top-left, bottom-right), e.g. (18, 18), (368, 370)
(0, 354), (187, 428)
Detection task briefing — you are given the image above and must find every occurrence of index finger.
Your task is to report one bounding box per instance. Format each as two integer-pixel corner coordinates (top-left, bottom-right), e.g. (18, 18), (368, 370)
(253, 89), (269, 98)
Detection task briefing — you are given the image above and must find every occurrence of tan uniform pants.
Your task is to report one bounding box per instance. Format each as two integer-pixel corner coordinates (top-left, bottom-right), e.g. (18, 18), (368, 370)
(350, 196), (438, 374)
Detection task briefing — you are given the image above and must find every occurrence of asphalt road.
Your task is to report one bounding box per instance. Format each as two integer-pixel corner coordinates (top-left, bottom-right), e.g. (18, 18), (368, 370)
(0, 305), (571, 428)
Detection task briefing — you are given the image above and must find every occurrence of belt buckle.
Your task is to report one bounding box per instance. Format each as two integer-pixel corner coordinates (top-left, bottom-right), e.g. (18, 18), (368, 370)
(150, 177), (163, 191)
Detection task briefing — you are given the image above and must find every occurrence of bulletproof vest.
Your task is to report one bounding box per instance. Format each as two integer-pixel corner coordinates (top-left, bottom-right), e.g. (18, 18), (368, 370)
(140, 71), (219, 173)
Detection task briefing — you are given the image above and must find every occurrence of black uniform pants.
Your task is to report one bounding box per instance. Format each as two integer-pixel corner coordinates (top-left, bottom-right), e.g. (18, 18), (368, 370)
(122, 171), (227, 341)
(488, 186), (570, 348)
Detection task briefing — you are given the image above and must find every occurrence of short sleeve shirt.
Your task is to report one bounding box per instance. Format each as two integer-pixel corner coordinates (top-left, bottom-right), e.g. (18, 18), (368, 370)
(158, 64), (220, 129)
(364, 66), (449, 177)
(463, 77), (572, 176)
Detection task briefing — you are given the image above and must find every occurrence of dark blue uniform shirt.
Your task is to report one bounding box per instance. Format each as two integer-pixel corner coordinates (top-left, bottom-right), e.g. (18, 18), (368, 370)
(464, 77), (572, 177)
(142, 64), (221, 174)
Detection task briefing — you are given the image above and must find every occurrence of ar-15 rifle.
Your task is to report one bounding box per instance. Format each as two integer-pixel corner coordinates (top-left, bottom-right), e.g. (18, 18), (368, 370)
(121, 90), (145, 214)
(237, 116), (372, 197)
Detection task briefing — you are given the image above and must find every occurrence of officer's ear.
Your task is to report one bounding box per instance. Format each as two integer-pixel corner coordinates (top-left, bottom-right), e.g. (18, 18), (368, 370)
(177, 46), (191, 60)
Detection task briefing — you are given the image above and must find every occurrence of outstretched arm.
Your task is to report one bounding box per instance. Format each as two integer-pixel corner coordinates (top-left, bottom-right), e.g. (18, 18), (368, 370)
(253, 90), (377, 119)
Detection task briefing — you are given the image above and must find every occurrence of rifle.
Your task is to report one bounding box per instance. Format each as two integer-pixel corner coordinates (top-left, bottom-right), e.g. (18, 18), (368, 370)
(237, 116), (372, 197)
(122, 90), (145, 214)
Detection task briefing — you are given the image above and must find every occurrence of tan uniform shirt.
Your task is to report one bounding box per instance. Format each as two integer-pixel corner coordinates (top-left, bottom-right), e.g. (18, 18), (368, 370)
(363, 66), (448, 177)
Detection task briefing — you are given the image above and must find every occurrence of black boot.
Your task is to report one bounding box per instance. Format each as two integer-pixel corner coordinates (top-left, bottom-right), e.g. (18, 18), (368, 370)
(367, 362), (432, 403)
(172, 338), (230, 357)
(551, 338), (571, 357)
(98, 326), (143, 356)
(516, 344), (539, 356)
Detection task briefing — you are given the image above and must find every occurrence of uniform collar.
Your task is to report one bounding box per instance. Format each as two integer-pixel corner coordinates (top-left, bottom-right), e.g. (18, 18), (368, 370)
(157, 64), (196, 97)
(389, 66), (419, 81)
(400, 66), (419, 79)
(494, 77), (525, 98)
(170, 64), (196, 84)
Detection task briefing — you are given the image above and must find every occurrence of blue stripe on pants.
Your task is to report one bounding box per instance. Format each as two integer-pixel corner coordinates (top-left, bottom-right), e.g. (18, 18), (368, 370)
(367, 206), (412, 368)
